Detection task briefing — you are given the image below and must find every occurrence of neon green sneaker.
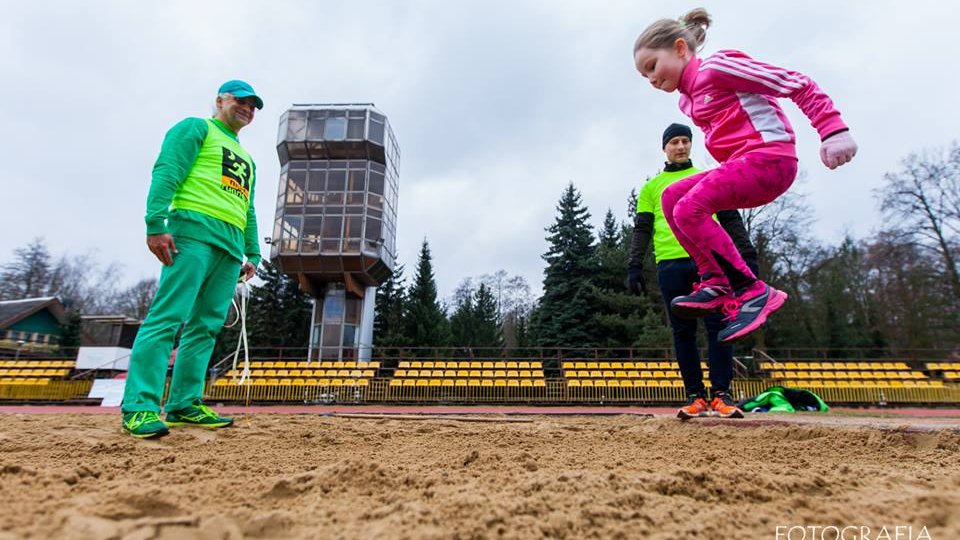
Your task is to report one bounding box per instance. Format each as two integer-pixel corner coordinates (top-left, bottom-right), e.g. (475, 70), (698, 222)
(122, 411), (169, 439)
(165, 402), (233, 428)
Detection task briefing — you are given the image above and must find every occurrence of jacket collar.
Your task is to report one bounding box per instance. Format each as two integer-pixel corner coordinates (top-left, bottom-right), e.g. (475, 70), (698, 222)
(664, 160), (694, 172)
(678, 54), (702, 97)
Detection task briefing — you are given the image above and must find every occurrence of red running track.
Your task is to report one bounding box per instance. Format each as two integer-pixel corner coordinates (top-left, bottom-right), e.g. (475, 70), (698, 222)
(1, 405), (959, 417)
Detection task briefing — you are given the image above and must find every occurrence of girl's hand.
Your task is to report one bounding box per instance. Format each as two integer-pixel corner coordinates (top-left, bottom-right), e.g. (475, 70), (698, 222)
(820, 131), (857, 170)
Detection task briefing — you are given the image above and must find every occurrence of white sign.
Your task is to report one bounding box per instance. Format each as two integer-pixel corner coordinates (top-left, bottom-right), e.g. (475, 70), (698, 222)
(88, 379), (126, 407)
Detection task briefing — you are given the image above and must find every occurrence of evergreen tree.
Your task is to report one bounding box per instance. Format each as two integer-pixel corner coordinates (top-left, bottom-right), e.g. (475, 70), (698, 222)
(449, 283), (476, 346)
(591, 209), (670, 348)
(56, 309), (83, 357)
(214, 259), (312, 361)
(537, 183), (599, 347)
(403, 240), (450, 349)
(374, 264), (408, 347)
(249, 259), (312, 351)
(472, 283), (503, 349)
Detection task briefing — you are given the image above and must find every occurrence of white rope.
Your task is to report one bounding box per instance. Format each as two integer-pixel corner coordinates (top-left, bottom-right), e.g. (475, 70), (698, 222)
(226, 279), (251, 385)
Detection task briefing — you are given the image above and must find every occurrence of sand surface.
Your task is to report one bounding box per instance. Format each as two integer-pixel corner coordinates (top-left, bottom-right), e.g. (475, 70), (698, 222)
(1, 412), (958, 540)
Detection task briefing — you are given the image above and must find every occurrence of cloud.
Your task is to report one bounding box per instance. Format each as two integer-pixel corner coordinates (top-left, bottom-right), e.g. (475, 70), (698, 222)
(1, 0), (957, 302)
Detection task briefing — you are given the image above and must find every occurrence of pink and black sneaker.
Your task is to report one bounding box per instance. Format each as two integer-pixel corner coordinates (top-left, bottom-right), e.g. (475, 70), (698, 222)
(670, 280), (733, 319)
(718, 282), (788, 343)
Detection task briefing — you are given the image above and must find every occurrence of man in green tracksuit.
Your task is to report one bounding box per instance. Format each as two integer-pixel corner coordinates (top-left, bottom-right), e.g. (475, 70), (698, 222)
(121, 80), (263, 438)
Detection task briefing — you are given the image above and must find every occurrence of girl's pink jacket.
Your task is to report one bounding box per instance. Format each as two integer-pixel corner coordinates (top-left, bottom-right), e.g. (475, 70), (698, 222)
(678, 49), (849, 163)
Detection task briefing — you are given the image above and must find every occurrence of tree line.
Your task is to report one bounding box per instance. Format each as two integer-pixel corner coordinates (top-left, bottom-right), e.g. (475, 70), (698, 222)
(2, 143), (957, 359)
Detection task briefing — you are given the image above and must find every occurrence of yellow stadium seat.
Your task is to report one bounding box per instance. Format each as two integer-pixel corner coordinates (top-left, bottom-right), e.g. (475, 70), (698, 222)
(506, 361), (519, 369)
(507, 370), (519, 378)
(623, 362), (636, 369)
(457, 370), (469, 378)
(422, 361), (434, 369)
(606, 380), (620, 387)
(434, 361), (446, 369)
(532, 370), (544, 378)
(520, 370), (532, 378)
(403, 380), (416, 387)
(429, 379), (442, 387)
(533, 380), (545, 387)
(470, 370), (482, 378)
(520, 380), (532, 387)
(494, 370), (506, 378)
(293, 379), (306, 386)
(571, 362), (584, 370)
(481, 380), (493, 387)
(455, 380), (468, 387)
(495, 380), (507, 387)
(280, 379), (292, 386)
(482, 361), (494, 369)
(468, 380), (481, 387)
(416, 379), (428, 387)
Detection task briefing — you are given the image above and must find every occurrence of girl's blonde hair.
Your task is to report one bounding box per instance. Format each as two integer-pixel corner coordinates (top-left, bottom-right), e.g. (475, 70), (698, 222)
(634, 8), (712, 55)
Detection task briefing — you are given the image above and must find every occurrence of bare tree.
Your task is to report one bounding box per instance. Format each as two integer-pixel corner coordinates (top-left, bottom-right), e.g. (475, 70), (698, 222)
(115, 278), (158, 320)
(740, 176), (823, 347)
(878, 143), (960, 301)
(0, 238), (53, 300)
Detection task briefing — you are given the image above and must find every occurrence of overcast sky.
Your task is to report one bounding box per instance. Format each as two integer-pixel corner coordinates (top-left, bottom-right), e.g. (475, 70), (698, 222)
(1, 1), (956, 302)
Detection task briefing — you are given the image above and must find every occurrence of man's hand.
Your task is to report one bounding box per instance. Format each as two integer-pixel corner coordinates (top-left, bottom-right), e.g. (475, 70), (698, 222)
(627, 268), (648, 296)
(147, 234), (178, 266)
(239, 261), (256, 282)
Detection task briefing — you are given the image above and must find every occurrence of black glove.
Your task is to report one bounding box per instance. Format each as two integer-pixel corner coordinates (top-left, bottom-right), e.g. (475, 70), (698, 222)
(627, 267), (648, 296)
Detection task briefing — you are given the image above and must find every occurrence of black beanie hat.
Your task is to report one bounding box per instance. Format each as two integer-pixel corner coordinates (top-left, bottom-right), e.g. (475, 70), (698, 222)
(662, 123), (693, 149)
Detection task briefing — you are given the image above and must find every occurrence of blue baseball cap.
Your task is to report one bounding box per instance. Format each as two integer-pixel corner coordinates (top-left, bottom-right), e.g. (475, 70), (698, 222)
(218, 80), (263, 110)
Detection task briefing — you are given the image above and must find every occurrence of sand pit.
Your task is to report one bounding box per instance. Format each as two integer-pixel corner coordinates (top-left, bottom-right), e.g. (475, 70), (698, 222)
(1, 411), (958, 539)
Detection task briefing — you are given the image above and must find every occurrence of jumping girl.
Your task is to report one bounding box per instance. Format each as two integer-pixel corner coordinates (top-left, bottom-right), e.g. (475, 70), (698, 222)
(633, 8), (857, 344)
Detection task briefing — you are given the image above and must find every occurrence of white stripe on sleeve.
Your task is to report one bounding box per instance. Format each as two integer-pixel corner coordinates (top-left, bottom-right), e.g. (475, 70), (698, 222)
(705, 55), (807, 92)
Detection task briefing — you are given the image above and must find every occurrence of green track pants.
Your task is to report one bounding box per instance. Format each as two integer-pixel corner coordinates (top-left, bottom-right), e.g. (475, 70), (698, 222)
(121, 237), (240, 413)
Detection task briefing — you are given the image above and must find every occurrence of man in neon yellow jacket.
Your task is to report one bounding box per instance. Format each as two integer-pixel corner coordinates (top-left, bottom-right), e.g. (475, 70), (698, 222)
(121, 81), (263, 438)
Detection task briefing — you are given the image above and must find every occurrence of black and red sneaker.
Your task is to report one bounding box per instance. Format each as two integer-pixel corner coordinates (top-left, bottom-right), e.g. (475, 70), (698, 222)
(718, 282), (788, 344)
(670, 280), (733, 319)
